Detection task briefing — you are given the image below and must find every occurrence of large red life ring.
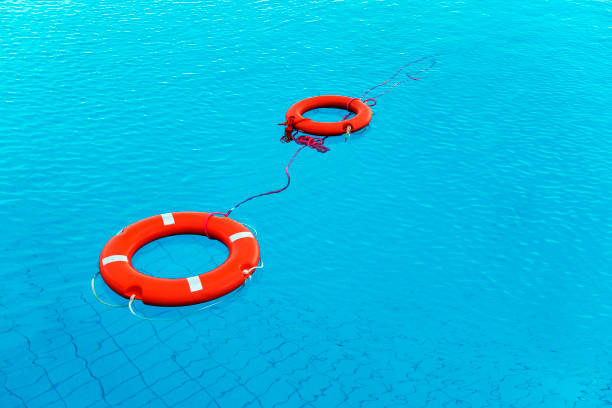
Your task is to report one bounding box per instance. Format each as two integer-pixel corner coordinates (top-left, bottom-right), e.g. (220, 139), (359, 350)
(285, 95), (373, 136)
(98, 212), (260, 307)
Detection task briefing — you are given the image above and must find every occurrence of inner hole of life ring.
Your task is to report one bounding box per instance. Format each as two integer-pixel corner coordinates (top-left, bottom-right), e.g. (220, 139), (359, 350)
(302, 107), (357, 123)
(131, 234), (229, 279)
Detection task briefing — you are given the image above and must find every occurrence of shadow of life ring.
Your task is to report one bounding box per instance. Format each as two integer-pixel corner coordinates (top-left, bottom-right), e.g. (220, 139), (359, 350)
(98, 212), (260, 307)
(285, 95), (373, 136)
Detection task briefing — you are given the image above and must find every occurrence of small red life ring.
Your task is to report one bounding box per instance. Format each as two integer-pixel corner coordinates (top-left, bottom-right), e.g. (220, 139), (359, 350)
(285, 95), (373, 136)
(98, 212), (260, 307)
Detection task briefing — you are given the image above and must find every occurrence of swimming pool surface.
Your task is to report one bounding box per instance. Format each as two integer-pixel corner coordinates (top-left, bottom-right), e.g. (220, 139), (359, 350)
(1, 0), (611, 406)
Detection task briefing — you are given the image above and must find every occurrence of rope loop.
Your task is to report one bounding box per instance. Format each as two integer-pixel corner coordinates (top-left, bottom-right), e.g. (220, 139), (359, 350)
(203, 211), (229, 236)
(345, 97), (360, 111)
(279, 117), (296, 143)
(295, 135), (329, 153)
(279, 117), (311, 143)
(342, 97), (361, 121)
(242, 260), (264, 277)
(91, 272), (127, 308)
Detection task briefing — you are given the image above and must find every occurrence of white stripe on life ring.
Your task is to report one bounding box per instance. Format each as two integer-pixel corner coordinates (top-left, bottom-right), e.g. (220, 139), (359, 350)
(161, 213), (175, 226)
(102, 255), (128, 265)
(187, 276), (203, 292)
(229, 231), (254, 242)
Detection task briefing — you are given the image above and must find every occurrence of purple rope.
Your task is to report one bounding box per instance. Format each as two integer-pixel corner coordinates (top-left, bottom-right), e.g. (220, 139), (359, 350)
(204, 146), (306, 235)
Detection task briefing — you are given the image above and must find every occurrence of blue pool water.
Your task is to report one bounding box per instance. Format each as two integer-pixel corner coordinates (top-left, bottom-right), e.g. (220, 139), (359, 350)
(1, 0), (611, 406)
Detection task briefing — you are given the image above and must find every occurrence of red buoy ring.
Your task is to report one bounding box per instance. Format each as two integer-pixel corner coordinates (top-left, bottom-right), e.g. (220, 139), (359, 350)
(98, 212), (260, 307)
(285, 95), (373, 136)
